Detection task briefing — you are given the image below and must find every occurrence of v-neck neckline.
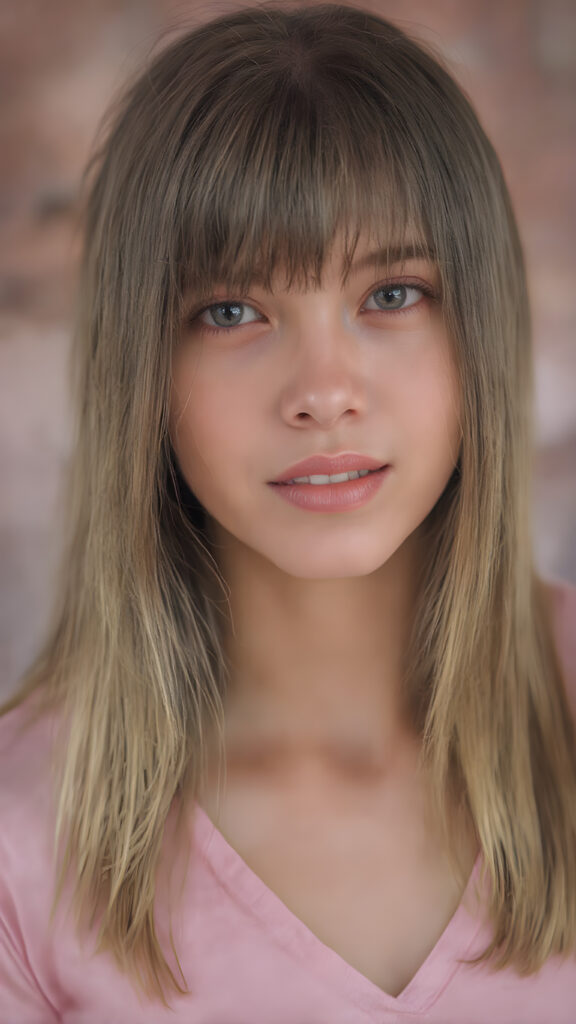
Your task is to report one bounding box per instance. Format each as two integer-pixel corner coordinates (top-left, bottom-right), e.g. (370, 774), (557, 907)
(193, 803), (485, 1016)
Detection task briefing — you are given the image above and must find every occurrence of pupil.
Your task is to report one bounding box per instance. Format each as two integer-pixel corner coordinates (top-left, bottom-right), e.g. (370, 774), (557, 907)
(213, 302), (243, 326)
(376, 285), (405, 309)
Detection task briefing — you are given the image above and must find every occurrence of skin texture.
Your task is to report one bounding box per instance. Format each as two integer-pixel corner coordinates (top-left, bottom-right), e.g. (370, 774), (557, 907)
(169, 241), (472, 996)
(170, 239), (462, 755)
(171, 243), (460, 585)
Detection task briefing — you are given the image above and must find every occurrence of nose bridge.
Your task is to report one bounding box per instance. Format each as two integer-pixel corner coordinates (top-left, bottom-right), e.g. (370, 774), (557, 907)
(279, 302), (365, 426)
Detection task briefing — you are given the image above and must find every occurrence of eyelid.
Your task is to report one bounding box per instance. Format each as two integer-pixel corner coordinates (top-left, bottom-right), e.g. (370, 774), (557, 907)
(201, 301), (261, 326)
(185, 297), (265, 332)
(182, 274), (440, 331)
(361, 275), (438, 313)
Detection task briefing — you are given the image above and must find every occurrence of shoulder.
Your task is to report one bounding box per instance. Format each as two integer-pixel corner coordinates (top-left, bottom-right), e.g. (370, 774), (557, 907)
(0, 695), (59, 798)
(0, 696), (61, 877)
(546, 579), (576, 713)
(0, 693), (63, 918)
(0, 698), (65, 1021)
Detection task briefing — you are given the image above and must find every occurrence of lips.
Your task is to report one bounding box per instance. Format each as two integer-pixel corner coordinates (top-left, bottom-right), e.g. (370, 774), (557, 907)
(271, 453), (387, 485)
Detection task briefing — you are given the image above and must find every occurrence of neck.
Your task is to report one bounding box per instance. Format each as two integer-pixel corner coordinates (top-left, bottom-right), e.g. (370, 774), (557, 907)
(209, 525), (424, 767)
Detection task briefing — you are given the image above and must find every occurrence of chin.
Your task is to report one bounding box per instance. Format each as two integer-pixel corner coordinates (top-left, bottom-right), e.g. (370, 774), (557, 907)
(259, 535), (407, 581)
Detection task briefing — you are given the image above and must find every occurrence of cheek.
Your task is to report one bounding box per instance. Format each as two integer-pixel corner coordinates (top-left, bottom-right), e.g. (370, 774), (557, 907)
(397, 344), (461, 464)
(169, 354), (251, 493)
(170, 353), (211, 484)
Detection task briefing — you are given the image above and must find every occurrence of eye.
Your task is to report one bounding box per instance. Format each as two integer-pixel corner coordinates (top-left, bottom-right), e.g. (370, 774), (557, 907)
(364, 283), (425, 312)
(200, 301), (262, 329)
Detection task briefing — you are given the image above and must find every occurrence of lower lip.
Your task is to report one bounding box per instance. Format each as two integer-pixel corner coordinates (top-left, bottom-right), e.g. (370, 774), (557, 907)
(269, 466), (389, 512)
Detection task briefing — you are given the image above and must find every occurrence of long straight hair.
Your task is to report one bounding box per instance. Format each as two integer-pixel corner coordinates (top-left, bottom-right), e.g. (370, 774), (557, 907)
(6, 2), (576, 1001)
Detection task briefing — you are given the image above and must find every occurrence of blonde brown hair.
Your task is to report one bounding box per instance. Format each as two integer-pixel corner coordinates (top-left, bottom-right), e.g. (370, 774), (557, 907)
(6, 1), (576, 1001)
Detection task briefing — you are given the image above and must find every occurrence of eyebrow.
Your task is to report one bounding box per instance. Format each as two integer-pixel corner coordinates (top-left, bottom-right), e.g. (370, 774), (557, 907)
(350, 243), (436, 274)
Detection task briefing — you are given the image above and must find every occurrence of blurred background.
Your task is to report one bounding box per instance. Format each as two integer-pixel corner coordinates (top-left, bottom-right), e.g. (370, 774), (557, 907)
(1, 0), (575, 700)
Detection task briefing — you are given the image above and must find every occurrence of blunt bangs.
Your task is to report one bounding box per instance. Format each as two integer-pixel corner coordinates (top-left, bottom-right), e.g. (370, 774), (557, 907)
(94, 4), (520, 351)
(148, 5), (489, 304)
(173, 63), (432, 298)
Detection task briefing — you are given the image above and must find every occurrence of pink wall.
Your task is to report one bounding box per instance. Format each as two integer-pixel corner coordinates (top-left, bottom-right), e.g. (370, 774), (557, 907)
(1, 0), (575, 698)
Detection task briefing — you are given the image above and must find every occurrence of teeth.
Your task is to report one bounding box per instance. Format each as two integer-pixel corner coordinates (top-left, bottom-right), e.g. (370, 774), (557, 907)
(289, 469), (373, 485)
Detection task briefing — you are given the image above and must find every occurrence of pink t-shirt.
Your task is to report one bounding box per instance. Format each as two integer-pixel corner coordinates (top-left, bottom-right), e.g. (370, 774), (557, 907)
(1, 584), (575, 1023)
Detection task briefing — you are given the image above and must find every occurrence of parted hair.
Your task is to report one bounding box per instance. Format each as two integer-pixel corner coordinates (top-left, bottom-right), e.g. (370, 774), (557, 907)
(6, 2), (576, 1002)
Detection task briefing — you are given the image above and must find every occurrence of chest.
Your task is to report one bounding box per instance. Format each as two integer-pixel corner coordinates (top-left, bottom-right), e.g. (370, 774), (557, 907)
(200, 765), (477, 998)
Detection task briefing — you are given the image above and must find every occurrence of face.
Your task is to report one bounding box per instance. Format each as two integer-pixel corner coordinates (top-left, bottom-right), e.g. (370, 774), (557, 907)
(170, 239), (461, 580)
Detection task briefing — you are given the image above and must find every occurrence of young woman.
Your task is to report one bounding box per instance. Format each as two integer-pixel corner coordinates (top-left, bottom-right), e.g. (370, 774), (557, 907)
(1, 5), (575, 1021)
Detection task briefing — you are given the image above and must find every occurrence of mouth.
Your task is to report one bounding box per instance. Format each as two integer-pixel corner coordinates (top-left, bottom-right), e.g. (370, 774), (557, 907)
(274, 467), (385, 486)
(271, 453), (387, 485)
(268, 464), (390, 512)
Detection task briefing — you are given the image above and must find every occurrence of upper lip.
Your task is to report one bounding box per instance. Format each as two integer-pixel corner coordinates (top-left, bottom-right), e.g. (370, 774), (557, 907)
(271, 453), (387, 483)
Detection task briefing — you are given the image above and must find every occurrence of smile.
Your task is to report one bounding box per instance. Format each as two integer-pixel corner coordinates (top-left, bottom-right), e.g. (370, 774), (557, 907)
(269, 466), (389, 512)
(281, 469), (374, 485)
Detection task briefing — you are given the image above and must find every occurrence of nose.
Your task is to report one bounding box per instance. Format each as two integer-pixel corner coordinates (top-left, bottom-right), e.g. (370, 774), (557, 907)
(278, 316), (366, 429)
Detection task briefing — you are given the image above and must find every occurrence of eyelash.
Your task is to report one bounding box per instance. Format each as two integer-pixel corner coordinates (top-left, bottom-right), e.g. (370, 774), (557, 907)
(363, 278), (437, 317)
(187, 278), (438, 336)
